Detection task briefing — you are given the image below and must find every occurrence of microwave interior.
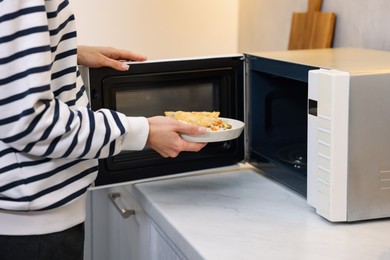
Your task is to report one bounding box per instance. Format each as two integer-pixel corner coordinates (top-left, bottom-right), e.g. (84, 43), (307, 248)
(88, 57), (245, 186)
(246, 55), (318, 196)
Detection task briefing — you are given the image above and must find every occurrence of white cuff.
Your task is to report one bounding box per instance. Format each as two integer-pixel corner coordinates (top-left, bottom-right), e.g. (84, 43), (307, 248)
(121, 117), (149, 150)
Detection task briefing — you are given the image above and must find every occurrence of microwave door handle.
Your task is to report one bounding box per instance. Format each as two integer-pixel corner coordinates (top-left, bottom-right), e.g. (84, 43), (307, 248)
(108, 192), (135, 219)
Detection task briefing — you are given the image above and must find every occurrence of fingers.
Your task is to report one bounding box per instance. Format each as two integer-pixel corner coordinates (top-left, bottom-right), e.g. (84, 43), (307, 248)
(156, 141), (207, 158)
(104, 51), (147, 71)
(77, 45), (147, 70)
(103, 58), (130, 71)
(161, 134), (207, 158)
(175, 122), (207, 136)
(114, 49), (147, 62)
(146, 116), (208, 158)
(184, 142), (207, 152)
(104, 47), (147, 62)
(105, 49), (147, 71)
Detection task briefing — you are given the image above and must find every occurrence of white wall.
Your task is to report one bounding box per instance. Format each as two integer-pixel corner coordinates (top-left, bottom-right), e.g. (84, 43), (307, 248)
(70, 0), (390, 58)
(69, 0), (239, 60)
(238, 0), (307, 52)
(238, 0), (390, 53)
(323, 1), (390, 51)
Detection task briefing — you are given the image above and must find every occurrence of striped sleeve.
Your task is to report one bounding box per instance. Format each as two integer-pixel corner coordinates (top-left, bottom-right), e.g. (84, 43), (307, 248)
(0, 1), (146, 159)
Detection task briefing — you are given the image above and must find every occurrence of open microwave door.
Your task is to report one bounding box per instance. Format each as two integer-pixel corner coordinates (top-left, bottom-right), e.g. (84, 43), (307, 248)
(81, 56), (245, 187)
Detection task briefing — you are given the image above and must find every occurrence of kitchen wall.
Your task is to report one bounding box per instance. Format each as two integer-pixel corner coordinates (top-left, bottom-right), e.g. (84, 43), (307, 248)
(70, 0), (390, 59)
(238, 0), (307, 52)
(323, 0), (390, 51)
(239, 0), (390, 52)
(69, 0), (239, 59)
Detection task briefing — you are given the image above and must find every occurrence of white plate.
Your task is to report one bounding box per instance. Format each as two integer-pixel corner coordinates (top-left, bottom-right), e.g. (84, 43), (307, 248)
(181, 117), (245, 143)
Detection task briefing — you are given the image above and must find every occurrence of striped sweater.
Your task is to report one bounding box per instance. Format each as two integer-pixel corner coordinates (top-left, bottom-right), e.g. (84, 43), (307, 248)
(0, 0), (149, 235)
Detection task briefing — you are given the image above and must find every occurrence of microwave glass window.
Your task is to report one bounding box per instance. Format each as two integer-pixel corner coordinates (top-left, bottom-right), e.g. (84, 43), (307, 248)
(115, 83), (214, 117)
(90, 57), (245, 187)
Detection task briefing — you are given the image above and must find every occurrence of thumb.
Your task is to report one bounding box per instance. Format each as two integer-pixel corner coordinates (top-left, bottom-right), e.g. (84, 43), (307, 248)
(104, 57), (129, 71)
(178, 123), (207, 136)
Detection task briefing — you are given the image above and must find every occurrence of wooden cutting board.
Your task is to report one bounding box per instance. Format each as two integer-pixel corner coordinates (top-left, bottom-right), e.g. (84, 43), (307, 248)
(288, 0), (336, 50)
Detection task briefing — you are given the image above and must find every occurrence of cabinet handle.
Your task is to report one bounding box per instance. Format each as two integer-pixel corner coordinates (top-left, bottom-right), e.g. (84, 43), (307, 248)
(108, 192), (135, 219)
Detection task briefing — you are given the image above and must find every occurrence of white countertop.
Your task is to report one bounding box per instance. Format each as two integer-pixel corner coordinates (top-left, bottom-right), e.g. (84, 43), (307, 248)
(131, 164), (390, 260)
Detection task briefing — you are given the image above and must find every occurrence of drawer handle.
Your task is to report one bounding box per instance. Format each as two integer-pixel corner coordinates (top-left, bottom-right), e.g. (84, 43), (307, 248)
(108, 192), (135, 219)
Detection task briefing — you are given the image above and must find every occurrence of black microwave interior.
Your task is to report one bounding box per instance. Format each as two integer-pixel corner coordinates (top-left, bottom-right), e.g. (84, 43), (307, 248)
(246, 55), (318, 196)
(88, 57), (245, 186)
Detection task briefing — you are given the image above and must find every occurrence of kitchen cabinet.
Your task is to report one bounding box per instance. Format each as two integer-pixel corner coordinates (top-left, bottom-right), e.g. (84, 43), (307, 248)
(85, 164), (390, 260)
(84, 185), (185, 260)
(85, 187), (139, 260)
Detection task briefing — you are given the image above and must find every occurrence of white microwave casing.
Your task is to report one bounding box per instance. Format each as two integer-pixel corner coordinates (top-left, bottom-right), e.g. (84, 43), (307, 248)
(308, 67), (390, 222)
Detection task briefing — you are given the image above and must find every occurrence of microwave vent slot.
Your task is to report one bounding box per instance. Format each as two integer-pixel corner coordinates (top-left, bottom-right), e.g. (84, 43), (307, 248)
(379, 170), (390, 190)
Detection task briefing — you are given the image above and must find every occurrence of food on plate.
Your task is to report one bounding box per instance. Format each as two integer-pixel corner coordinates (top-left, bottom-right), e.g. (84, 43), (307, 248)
(164, 111), (232, 131)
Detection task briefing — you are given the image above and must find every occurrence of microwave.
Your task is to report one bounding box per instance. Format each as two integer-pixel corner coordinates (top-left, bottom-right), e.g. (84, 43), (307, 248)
(80, 48), (390, 222)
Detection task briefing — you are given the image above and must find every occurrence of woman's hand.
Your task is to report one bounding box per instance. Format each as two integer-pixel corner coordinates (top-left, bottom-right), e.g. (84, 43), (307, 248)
(146, 116), (208, 158)
(77, 45), (147, 71)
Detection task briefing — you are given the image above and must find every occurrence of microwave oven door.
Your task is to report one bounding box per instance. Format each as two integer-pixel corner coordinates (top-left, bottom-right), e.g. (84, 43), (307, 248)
(82, 56), (245, 187)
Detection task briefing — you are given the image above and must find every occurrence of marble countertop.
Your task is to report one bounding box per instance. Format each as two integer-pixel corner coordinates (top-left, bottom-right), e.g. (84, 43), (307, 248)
(131, 164), (390, 260)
